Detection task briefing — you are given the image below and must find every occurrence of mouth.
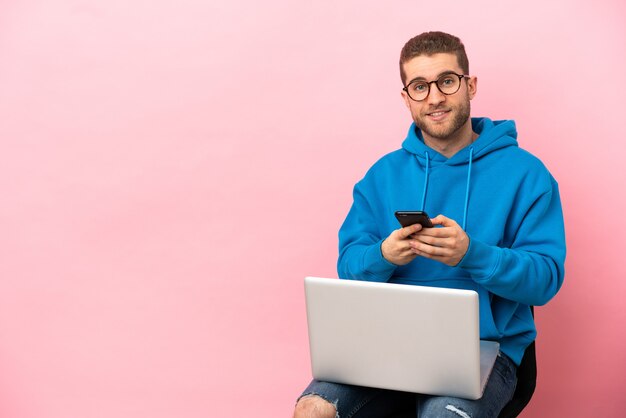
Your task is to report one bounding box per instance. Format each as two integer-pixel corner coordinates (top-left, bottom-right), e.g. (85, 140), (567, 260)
(426, 109), (451, 121)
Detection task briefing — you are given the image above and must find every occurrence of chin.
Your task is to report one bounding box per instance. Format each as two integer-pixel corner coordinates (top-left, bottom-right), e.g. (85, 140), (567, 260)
(419, 123), (457, 140)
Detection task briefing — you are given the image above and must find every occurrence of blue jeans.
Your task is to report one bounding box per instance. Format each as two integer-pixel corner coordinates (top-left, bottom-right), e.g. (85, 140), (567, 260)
(298, 353), (517, 418)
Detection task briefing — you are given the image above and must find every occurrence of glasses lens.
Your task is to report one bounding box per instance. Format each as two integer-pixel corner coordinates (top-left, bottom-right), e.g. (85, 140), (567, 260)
(408, 81), (429, 101)
(437, 74), (461, 95)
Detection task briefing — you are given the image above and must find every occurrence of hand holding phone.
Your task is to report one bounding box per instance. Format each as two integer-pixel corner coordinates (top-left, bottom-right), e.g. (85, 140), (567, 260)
(382, 211), (432, 265)
(394, 211), (434, 228)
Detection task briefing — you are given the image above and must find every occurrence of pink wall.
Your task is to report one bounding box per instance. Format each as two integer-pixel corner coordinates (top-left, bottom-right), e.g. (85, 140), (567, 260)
(1, 1), (624, 417)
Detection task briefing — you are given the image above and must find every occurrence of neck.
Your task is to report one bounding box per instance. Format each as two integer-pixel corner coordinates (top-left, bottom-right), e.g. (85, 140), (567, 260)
(423, 120), (477, 158)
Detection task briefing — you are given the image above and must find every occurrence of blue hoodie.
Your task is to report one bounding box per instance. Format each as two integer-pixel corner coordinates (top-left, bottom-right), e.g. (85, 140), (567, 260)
(337, 118), (566, 365)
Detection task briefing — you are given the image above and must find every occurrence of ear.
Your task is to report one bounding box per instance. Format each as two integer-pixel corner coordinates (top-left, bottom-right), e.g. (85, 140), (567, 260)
(401, 89), (411, 110)
(467, 76), (478, 100)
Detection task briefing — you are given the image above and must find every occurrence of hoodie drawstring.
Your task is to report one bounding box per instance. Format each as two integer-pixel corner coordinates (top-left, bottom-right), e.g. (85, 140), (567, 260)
(418, 147), (474, 231)
(420, 151), (430, 211)
(462, 148), (474, 230)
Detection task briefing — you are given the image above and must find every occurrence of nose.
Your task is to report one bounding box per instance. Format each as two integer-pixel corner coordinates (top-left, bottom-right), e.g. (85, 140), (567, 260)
(426, 81), (446, 105)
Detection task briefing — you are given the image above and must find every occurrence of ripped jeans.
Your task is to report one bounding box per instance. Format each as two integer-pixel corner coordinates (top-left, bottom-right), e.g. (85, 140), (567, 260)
(297, 353), (517, 418)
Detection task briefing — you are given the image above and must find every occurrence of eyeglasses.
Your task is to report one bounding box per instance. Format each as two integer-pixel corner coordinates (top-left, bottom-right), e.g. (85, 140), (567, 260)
(403, 72), (469, 102)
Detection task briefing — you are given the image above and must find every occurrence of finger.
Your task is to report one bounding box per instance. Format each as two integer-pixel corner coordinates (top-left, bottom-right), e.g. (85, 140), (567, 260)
(430, 214), (458, 228)
(397, 223), (423, 239)
(414, 227), (450, 238)
(410, 240), (453, 257)
(396, 242), (419, 257)
(412, 235), (449, 248)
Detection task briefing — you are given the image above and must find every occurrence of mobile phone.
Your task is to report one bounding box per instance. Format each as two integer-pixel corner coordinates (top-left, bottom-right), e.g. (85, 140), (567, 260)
(394, 211), (433, 228)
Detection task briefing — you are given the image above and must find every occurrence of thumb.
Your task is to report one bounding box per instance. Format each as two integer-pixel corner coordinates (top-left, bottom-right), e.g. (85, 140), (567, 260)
(431, 214), (456, 228)
(396, 223), (423, 239)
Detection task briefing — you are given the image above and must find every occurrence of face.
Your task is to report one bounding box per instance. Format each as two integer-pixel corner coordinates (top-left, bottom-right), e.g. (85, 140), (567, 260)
(401, 53), (477, 142)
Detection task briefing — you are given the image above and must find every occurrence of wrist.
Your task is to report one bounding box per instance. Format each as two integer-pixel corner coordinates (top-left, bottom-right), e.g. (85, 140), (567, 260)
(379, 239), (400, 267)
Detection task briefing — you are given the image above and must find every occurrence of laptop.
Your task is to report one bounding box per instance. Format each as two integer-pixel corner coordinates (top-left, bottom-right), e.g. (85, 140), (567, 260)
(304, 276), (500, 400)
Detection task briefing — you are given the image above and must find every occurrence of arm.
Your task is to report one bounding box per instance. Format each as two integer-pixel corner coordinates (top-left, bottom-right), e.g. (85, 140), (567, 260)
(458, 185), (566, 305)
(410, 182), (565, 305)
(337, 183), (422, 281)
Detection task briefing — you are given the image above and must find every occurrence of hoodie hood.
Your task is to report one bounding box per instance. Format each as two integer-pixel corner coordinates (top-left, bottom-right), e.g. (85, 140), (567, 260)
(402, 117), (518, 166)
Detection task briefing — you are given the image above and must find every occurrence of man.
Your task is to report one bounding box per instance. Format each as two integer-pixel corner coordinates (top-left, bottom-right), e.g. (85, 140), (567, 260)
(294, 31), (566, 418)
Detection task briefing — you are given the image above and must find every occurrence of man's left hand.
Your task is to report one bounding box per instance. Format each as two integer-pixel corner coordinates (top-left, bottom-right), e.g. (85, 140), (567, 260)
(408, 214), (469, 267)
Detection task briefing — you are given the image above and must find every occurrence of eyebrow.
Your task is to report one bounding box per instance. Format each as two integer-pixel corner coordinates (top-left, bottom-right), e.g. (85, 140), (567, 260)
(406, 70), (459, 85)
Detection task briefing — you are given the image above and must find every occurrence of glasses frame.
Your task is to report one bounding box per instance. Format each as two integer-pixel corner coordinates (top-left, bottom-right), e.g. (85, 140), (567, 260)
(403, 72), (470, 102)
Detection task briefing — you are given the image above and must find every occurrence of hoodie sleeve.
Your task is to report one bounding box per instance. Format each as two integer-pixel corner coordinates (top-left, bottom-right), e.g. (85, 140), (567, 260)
(458, 179), (566, 306)
(337, 181), (398, 282)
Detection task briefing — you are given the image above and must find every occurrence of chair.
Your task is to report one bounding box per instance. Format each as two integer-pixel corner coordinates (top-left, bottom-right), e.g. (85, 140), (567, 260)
(498, 306), (537, 418)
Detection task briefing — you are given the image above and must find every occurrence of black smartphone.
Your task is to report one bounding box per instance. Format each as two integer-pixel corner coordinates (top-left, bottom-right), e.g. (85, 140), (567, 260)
(394, 211), (433, 228)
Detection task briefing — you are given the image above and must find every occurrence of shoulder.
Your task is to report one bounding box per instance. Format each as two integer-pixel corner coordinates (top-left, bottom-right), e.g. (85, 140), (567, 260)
(366, 149), (411, 175)
(353, 148), (414, 191)
(496, 146), (558, 194)
(493, 146), (553, 176)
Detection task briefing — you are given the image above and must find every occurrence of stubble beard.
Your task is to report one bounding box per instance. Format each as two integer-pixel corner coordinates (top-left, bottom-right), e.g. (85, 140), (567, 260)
(414, 98), (471, 141)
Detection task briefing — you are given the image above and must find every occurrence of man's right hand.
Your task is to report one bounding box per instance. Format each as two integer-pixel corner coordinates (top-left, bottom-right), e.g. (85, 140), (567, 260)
(381, 223), (423, 265)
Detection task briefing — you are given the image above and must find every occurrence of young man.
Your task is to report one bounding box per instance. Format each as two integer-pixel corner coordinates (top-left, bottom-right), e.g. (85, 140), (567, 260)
(294, 31), (566, 418)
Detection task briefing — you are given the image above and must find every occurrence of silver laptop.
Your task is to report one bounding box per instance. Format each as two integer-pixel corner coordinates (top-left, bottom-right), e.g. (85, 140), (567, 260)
(304, 276), (500, 400)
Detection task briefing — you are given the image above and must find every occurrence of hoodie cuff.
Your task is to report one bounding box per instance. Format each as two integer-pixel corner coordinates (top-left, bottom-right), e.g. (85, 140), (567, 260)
(362, 241), (398, 279)
(457, 238), (501, 282)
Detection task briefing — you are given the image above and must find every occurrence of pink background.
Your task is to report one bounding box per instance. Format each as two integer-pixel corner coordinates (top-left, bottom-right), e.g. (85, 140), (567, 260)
(1, 1), (624, 417)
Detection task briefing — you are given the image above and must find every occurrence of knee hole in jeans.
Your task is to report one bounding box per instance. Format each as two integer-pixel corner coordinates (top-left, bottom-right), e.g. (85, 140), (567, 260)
(294, 394), (338, 418)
